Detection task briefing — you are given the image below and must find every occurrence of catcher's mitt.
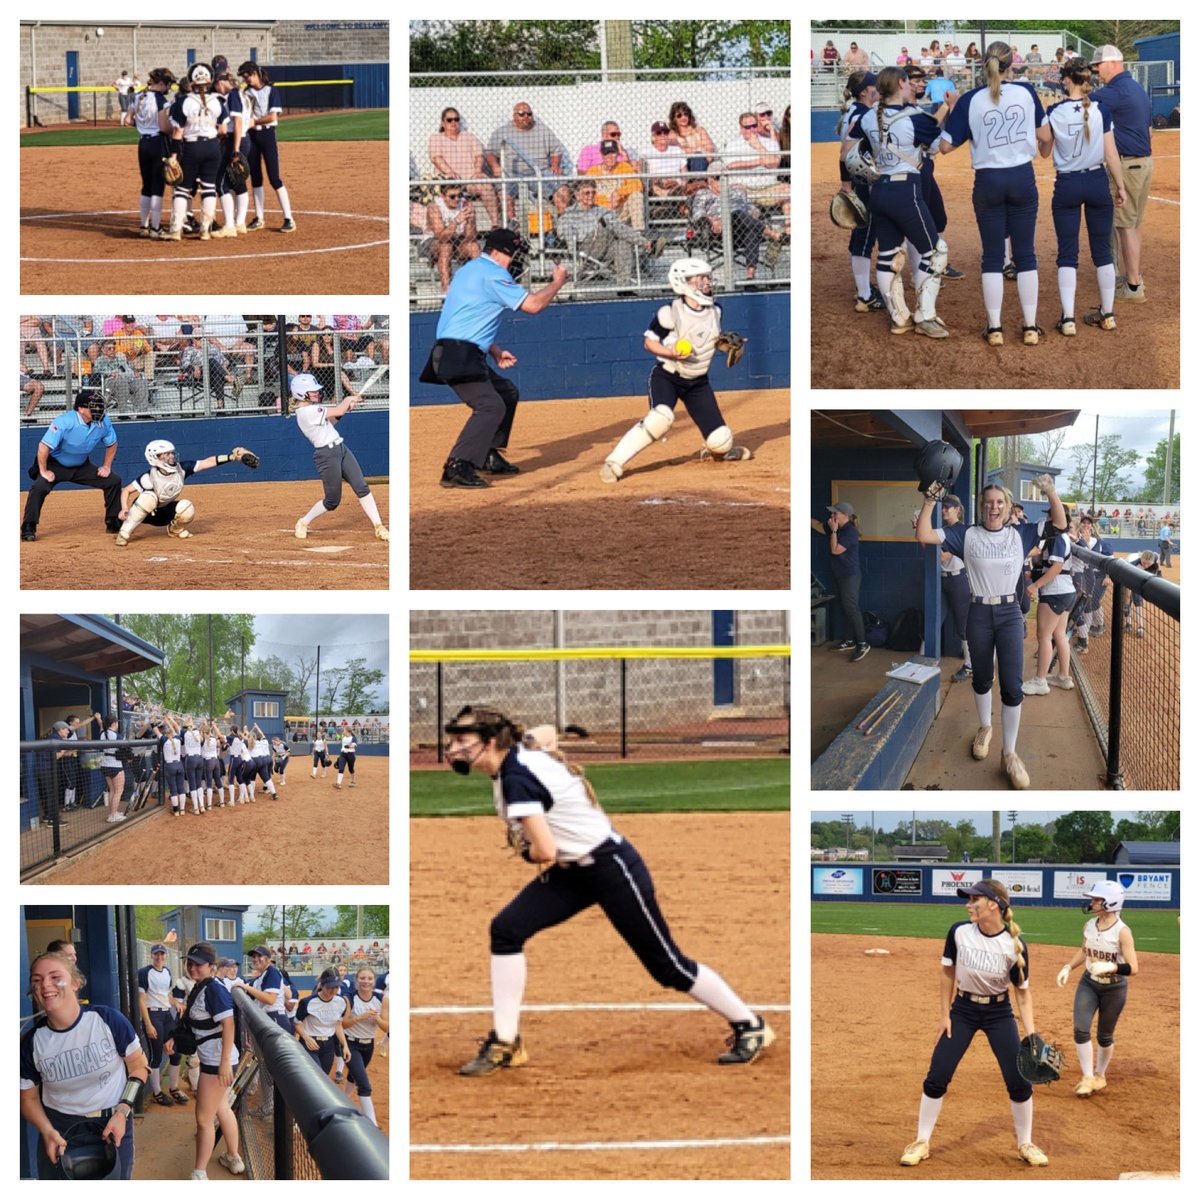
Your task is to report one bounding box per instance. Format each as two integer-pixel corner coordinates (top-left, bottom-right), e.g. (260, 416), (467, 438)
(715, 331), (747, 368)
(830, 190), (868, 230)
(163, 155), (183, 185)
(226, 152), (249, 187)
(231, 447), (260, 469)
(1016, 1032), (1065, 1085)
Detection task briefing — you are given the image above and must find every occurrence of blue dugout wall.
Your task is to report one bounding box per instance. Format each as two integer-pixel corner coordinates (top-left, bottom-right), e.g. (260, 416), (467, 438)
(812, 862), (1180, 909)
(19, 411), (388, 491)
(410, 291), (790, 405)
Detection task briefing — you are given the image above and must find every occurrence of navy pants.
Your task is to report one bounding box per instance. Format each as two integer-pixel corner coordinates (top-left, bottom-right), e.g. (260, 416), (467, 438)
(184, 755), (204, 790)
(246, 125), (284, 190)
(920, 159), (948, 232)
(138, 134), (168, 198)
(164, 759), (186, 795)
(145, 1008), (178, 1069)
(1073, 976), (1128, 1045)
(179, 137), (221, 199)
(345, 1039), (376, 1095)
(868, 173), (938, 255)
(305, 1035), (340, 1075)
(490, 837), (699, 992)
(649, 365), (724, 440)
(1052, 168), (1114, 268)
(922, 995), (1033, 1102)
(848, 181), (878, 257)
(973, 162), (1039, 272)
(941, 571), (970, 646)
(967, 600), (1025, 707)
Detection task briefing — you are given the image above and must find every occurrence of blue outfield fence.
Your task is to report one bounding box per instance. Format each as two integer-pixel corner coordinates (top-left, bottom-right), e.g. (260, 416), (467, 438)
(811, 862), (1180, 909)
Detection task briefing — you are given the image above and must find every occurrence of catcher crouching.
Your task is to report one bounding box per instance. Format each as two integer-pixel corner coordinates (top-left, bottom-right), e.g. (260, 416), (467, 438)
(600, 257), (752, 483)
(114, 438), (259, 546)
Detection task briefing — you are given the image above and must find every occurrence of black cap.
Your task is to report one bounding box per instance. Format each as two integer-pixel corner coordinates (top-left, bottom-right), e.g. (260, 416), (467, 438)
(600, 138), (620, 154)
(483, 227), (523, 256)
(185, 943), (216, 965)
(249, 944), (272, 959)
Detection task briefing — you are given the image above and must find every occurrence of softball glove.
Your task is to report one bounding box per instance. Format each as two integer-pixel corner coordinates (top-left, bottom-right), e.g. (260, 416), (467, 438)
(1016, 1032), (1065, 1085)
(715, 331), (747, 368)
(226, 152), (249, 187)
(231, 447), (260, 469)
(163, 155), (183, 185)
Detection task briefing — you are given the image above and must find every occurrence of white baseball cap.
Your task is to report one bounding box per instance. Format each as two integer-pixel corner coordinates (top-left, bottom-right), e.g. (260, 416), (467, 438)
(289, 372), (322, 398)
(1089, 44), (1124, 65)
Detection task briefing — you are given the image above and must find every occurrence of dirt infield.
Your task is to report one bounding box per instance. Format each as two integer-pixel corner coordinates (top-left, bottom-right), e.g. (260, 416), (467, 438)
(20, 142), (388, 294)
(410, 811), (789, 1180)
(18, 481), (389, 590)
(812, 932), (1179, 1179)
(410, 390), (789, 589)
(810, 133), (1180, 388)
(25, 761), (389, 884)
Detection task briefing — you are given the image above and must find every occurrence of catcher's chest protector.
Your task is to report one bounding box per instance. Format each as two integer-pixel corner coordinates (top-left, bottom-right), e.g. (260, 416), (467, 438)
(665, 299), (721, 379)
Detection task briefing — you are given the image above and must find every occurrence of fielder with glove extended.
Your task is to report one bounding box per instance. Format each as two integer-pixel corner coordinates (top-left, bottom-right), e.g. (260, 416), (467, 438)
(1054, 880), (1139, 1097)
(601, 257), (753, 483)
(896, 879), (1053, 1170)
(114, 438), (259, 546)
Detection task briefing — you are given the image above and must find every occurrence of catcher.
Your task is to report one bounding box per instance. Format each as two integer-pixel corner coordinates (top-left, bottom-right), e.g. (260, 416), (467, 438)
(600, 257), (752, 483)
(898, 878), (1058, 1170)
(114, 438), (259, 547)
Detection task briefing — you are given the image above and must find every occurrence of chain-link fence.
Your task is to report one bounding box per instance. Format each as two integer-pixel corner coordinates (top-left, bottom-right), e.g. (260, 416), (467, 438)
(20, 738), (161, 875)
(410, 646), (790, 764)
(1064, 543), (1179, 790)
(19, 316), (391, 424)
(410, 67), (790, 308)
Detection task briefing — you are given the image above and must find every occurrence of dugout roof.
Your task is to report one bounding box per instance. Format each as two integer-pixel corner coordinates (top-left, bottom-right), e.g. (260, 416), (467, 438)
(20, 614), (164, 680)
(812, 410), (1081, 450)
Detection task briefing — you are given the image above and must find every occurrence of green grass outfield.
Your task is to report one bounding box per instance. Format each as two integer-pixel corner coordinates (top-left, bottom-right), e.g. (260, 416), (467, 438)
(813, 901), (1179, 953)
(410, 758), (789, 818)
(21, 110), (388, 148)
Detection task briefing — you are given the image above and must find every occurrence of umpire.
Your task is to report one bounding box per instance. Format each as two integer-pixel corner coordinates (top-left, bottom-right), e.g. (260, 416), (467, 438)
(421, 227), (568, 489)
(22, 390), (123, 541)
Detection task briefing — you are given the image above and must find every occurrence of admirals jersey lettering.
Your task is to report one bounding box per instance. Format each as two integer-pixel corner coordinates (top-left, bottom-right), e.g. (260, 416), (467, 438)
(942, 920), (1028, 994)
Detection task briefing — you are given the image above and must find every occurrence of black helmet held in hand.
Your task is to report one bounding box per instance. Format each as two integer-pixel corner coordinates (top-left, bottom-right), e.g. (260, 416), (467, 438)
(913, 439), (963, 495)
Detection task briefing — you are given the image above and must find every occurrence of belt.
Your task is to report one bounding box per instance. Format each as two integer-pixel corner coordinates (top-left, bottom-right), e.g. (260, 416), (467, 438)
(971, 594), (1016, 605)
(942, 571), (963, 578)
(879, 174), (913, 182)
(557, 833), (623, 869)
(150, 1007), (171, 1012)
(349, 1036), (374, 1045)
(1061, 165), (1105, 174)
(77, 1106), (118, 1120)
(956, 989), (1008, 1005)
(1119, 154), (1149, 161)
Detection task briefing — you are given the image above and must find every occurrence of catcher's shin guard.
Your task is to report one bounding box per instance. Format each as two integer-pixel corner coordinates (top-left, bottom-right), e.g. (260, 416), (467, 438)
(168, 497), (195, 538)
(115, 490), (159, 546)
(601, 404), (674, 482)
(700, 425), (752, 462)
(882, 249), (910, 324)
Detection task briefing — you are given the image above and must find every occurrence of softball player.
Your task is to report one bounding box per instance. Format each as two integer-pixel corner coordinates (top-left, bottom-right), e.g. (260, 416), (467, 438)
(236, 62), (296, 232)
(837, 71), (885, 312)
(1021, 524), (1076, 695)
(99, 713), (126, 824)
(271, 736), (290, 786)
(21, 951), (149, 1180)
(855, 67), (953, 337)
(250, 724), (278, 799)
(1121, 550), (1160, 633)
(334, 731), (357, 790)
(341, 967), (387, 1126)
(201, 719), (224, 807)
(939, 495), (972, 681)
(137, 944), (180, 1107)
(1041, 57), (1126, 334)
(211, 71), (250, 237)
(939, 42), (1051, 344)
(601, 257), (753, 481)
(1068, 514), (1112, 651)
(157, 714), (187, 818)
(226, 727), (248, 804)
(238, 727), (258, 801)
(233, 947), (293, 1033)
(123, 67), (176, 237)
(1055, 881), (1139, 1096)
(444, 707), (774, 1074)
(182, 717), (205, 815)
(917, 470), (1067, 788)
(295, 970), (352, 1077)
(899, 880), (1049, 1168)
(290, 373), (389, 542)
(163, 63), (228, 241)
(311, 731), (331, 778)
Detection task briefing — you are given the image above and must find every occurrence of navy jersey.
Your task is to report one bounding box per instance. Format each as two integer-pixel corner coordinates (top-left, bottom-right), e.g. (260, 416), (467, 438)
(941, 81), (1045, 169)
(1046, 97), (1111, 173)
(844, 100), (872, 142)
(828, 519), (860, 578)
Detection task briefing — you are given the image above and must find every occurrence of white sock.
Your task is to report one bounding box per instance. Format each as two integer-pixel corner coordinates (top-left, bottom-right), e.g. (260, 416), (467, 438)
(1001, 702), (1022, 756)
(1016, 270), (1039, 326)
(688, 962), (755, 1023)
(982, 273), (1004, 327)
(150, 195), (163, 226)
(357, 1094), (377, 1125)
(221, 193), (234, 225)
(253, 185), (265, 220)
(1096, 1043), (1114, 1075)
(169, 1064), (179, 1089)
(336, 773), (343, 786)
(303, 500), (328, 525)
(276, 185), (293, 220)
(491, 952), (527, 1043)
(140, 196), (151, 224)
(188, 1063), (200, 1090)
(1011, 1097), (1034, 1146)
(1057, 266), (1077, 319)
(64, 788), (75, 807)
(962, 639), (972, 668)
(172, 195), (188, 229)
(236, 192), (250, 224)
(150, 1067), (162, 1092)
(876, 269), (897, 320)
(1076, 1040), (1095, 1077)
(201, 195), (216, 221)
(917, 1093), (943, 1142)
(851, 254), (872, 299)
(1005, 236), (1013, 261)
(1097, 262), (1116, 311)
(974, 688), (992, 728)
(358, 492), (382, 525)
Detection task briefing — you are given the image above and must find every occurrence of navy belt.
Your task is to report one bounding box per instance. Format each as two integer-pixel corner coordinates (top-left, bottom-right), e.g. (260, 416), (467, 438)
(942, 571), (963, 577)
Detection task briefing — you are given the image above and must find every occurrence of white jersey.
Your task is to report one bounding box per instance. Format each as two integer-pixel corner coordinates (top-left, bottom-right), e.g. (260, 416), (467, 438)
(341, 734), (357, 755)
(940, 80), (1045, 170)
(296, 403), (344, 449)
(135, 464), (186, 505)
(1039, 529), (1075, 596)
(942, 920), (1029, 995)
(250, 966), (288, 1015)
(1083, 916), (1128, 970)
(187, 978), (238, 1068)
(647, 299), (722, 379)
(314, 736), (327, 753)
(202, 733), (220, 760)
(494, 744), (615, 862)
(296, 992), (348, 1038)
(132, 89), (169, 137)
(937, 521), (1042, 599)
(858, 103), (935, 176)
(170, 91), (226, 141)
(228, 735), (244, 760)
(138, 963), (173, 1010)
(20, 1006), (140, 1113)
(1046, 97), (1110, 173)
(100, 727), (122, 770)
(253, 737), (270, 758)
(183, 728), (203, 757)
(345, 992), (383, 1041)
(161, 734), (182, 764)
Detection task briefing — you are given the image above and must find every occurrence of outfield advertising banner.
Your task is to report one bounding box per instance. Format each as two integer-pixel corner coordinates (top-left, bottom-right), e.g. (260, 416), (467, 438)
(1054, 869), (1110, 899)
(931, 868), (982, 896)
(1117, 870), (1174, 903)
(989, 870), (1044, 900)
(872, 868), (922, 896)
(813, 866), (863, 895)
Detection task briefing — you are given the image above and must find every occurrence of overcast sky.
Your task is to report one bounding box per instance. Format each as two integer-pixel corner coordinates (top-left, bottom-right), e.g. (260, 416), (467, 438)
(1054, 410), (1180, 493)
(813, 811), (1149, 831)
(251, 614), (389, 705)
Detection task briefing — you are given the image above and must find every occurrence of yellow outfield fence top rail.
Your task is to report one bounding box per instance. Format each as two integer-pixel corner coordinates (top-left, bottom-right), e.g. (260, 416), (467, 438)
(410, 645), (791, 663)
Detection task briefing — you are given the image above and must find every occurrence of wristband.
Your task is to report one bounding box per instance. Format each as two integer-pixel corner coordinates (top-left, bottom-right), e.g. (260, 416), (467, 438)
(216, 454), (230, 465)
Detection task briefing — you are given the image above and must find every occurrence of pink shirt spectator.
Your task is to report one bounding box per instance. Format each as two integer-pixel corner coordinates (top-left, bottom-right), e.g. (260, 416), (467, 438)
(427, 129), (487, 181)
(102, 317), (125, 336)
(332, 315), (363, 331)
(576, 141), (633, 173)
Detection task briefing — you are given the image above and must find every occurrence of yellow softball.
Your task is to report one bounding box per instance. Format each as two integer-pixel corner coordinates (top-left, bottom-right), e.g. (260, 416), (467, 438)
(676, 339), (692, 357)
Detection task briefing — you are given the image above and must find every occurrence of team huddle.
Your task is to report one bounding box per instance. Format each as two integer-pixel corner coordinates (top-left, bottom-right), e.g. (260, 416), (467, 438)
(834, 41), (1152, 342)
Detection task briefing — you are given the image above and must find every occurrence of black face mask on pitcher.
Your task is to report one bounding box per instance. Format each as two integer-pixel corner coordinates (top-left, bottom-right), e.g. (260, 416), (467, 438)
(449, 742), (487, 775)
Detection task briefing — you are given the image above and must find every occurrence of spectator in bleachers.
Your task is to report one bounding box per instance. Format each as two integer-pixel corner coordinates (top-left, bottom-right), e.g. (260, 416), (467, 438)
(1043, 49), (1065, 94)
(93, 338), (150, 413)
(642, 120), (686, 195)
(113, 316), (153, 381)
(578, 120), (639, 175)
(366, 316), (389, 363)
(149, 315), (185, 378)
(965, 42), (980, 63)
(844, 41), (869, 73)
(427, 106), (501, 228)
(1011, 45), (1025, 76)
(753, 103), (779, 143)
(203, 315), (256, 387)
(20, 316), (53, 377)
(667, 101), (717, 172)
(485, 101), (572, 219)
(179, 336), (230, 409)
(22, 373), (45, 417)
(288, 314), (321, 373)
(556, 179), (659, 290)
(919, 47), (933, 69)
(779, 105), (791, 178)
(924, 68), (955, 107)
(897, 46), (912, 66)
(822, 41), (841, 73)
(1026, 45), (1043, 80)
(945, 45), (967, 83)
(688, 167), (784, 281)
(585, 140), (647, 231)
(722, 112), (790, 235)
(425, 183), (481, 291)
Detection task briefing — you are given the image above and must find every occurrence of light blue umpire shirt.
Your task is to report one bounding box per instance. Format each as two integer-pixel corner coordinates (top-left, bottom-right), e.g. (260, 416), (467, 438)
(40, 409), (118, 466)
(435, 254), (530, 351)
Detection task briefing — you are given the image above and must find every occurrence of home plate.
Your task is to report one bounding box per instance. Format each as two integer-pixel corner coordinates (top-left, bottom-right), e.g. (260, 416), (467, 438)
(305, 545), (352, 554)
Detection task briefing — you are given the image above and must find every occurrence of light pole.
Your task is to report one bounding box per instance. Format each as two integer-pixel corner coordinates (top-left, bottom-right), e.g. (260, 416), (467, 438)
(1008, 810), (1019, 864)
(842, 813), (854, 857)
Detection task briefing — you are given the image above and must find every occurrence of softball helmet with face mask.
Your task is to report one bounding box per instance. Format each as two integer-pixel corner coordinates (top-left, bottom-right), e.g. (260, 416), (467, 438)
(187, 62), (213, 88)
(1081, 880), (1125, 913)
(145, 439), (177, 474)
(668, 256), (714, 307)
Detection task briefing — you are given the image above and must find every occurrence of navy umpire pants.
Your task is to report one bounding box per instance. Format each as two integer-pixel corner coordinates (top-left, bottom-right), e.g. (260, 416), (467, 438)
(922, 994), (1032, 1102)
(490, 837), (699, 992)
(24, 456), (123, 530)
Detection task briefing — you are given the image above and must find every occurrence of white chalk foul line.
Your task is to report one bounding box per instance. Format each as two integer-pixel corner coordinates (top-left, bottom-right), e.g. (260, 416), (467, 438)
(1150, 195), (1181, 206)
(412, 1002), (790, 1015)
(412, 1135), (790, 1154)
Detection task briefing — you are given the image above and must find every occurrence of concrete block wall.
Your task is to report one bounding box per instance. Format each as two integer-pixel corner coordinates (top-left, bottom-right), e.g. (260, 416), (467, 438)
(272, 20), (389, 64)
(411, 291), (790, 404)
(20, 410), (388, 490)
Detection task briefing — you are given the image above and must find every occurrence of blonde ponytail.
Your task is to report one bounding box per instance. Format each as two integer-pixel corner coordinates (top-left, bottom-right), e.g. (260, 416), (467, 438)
(1004, 909), (1027, 985)
(985, 40), (1013, 105)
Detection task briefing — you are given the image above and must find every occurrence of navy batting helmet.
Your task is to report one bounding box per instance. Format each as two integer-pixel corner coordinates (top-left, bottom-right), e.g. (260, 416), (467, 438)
(913, 439), (963, 494)
(60, 1135), (120, 1180)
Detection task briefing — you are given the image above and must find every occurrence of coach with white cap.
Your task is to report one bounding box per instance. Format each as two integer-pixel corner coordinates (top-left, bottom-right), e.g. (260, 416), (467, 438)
(1090, 44), (1153, 303)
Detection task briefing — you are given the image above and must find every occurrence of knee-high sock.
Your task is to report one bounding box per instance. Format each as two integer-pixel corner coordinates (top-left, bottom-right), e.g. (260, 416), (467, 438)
(962, 638), (972, 668)
(982, 273), (1004, 327)
(276, 185), (293, 220)
(168, 1063), (179, 1088)
(253, 185), (265, 219)
(688, 962), (755, 1024)
(140, 196), (151, 224)
(975, 688), (993, 728)
(1097, 262), (1116, 311)
(851, 254), (872, 299)
(1096, 1043), (1114, 1075)
(491, 952), (527, 1043)
(917, 1094), (943, 1142)
(1017, 271), (1039, 326)
(150, 195), (163, 227)
(1011, 1097), (1034, 1145)
(201, 195), (216, 220)
(303, 499), (327, 525)
(357, 1094), (377, 1125)
(150, 1067), (162, 1092)
(1058, 266), (1077, 318)
(1076, 1040), (1095, 1077)
(1001, 702), (1022, 756)
(221, 192), (235, 225)
(358, 492), (382, 525)
(235, 192), (250, 224)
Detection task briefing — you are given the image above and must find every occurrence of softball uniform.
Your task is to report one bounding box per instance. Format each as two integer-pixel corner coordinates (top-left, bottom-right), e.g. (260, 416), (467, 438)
(295, 991), (349, 1074)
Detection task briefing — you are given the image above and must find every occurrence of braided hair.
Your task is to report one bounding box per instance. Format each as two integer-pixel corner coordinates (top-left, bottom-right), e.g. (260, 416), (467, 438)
(989, 881), (1028, 985)
(1061, 57), (1096, 143)
(874, 66), (908, 150)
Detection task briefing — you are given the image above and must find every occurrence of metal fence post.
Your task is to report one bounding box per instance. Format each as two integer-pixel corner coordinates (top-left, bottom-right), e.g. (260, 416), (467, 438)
(50, 756), (62, 858)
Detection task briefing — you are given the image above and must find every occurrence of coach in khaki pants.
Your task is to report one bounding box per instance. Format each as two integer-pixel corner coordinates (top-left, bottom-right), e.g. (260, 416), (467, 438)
(1091, 44), (1153, 302)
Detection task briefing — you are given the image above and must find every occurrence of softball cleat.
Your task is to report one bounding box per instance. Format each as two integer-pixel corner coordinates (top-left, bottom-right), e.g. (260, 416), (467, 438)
(900, 1139), (930, 1167)
(294, 519), (308, 540)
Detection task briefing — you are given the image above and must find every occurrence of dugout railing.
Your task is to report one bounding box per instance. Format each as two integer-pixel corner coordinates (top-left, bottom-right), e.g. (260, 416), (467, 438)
(1067, 543), (1179, 790)
(229, 989), (388, 1180)
(19, 737), (161, 876)
(20, 322), (391, 424)
(410, 644), (790, 763)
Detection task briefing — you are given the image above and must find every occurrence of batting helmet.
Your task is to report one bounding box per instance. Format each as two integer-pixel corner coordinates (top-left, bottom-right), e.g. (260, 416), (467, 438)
(289, 373), (323, 399)
(60, 1135), (120, 1180)
(913, 439), (963, 494)
(668, 257), (715, 307)
(1081, 880), (1125, 914)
